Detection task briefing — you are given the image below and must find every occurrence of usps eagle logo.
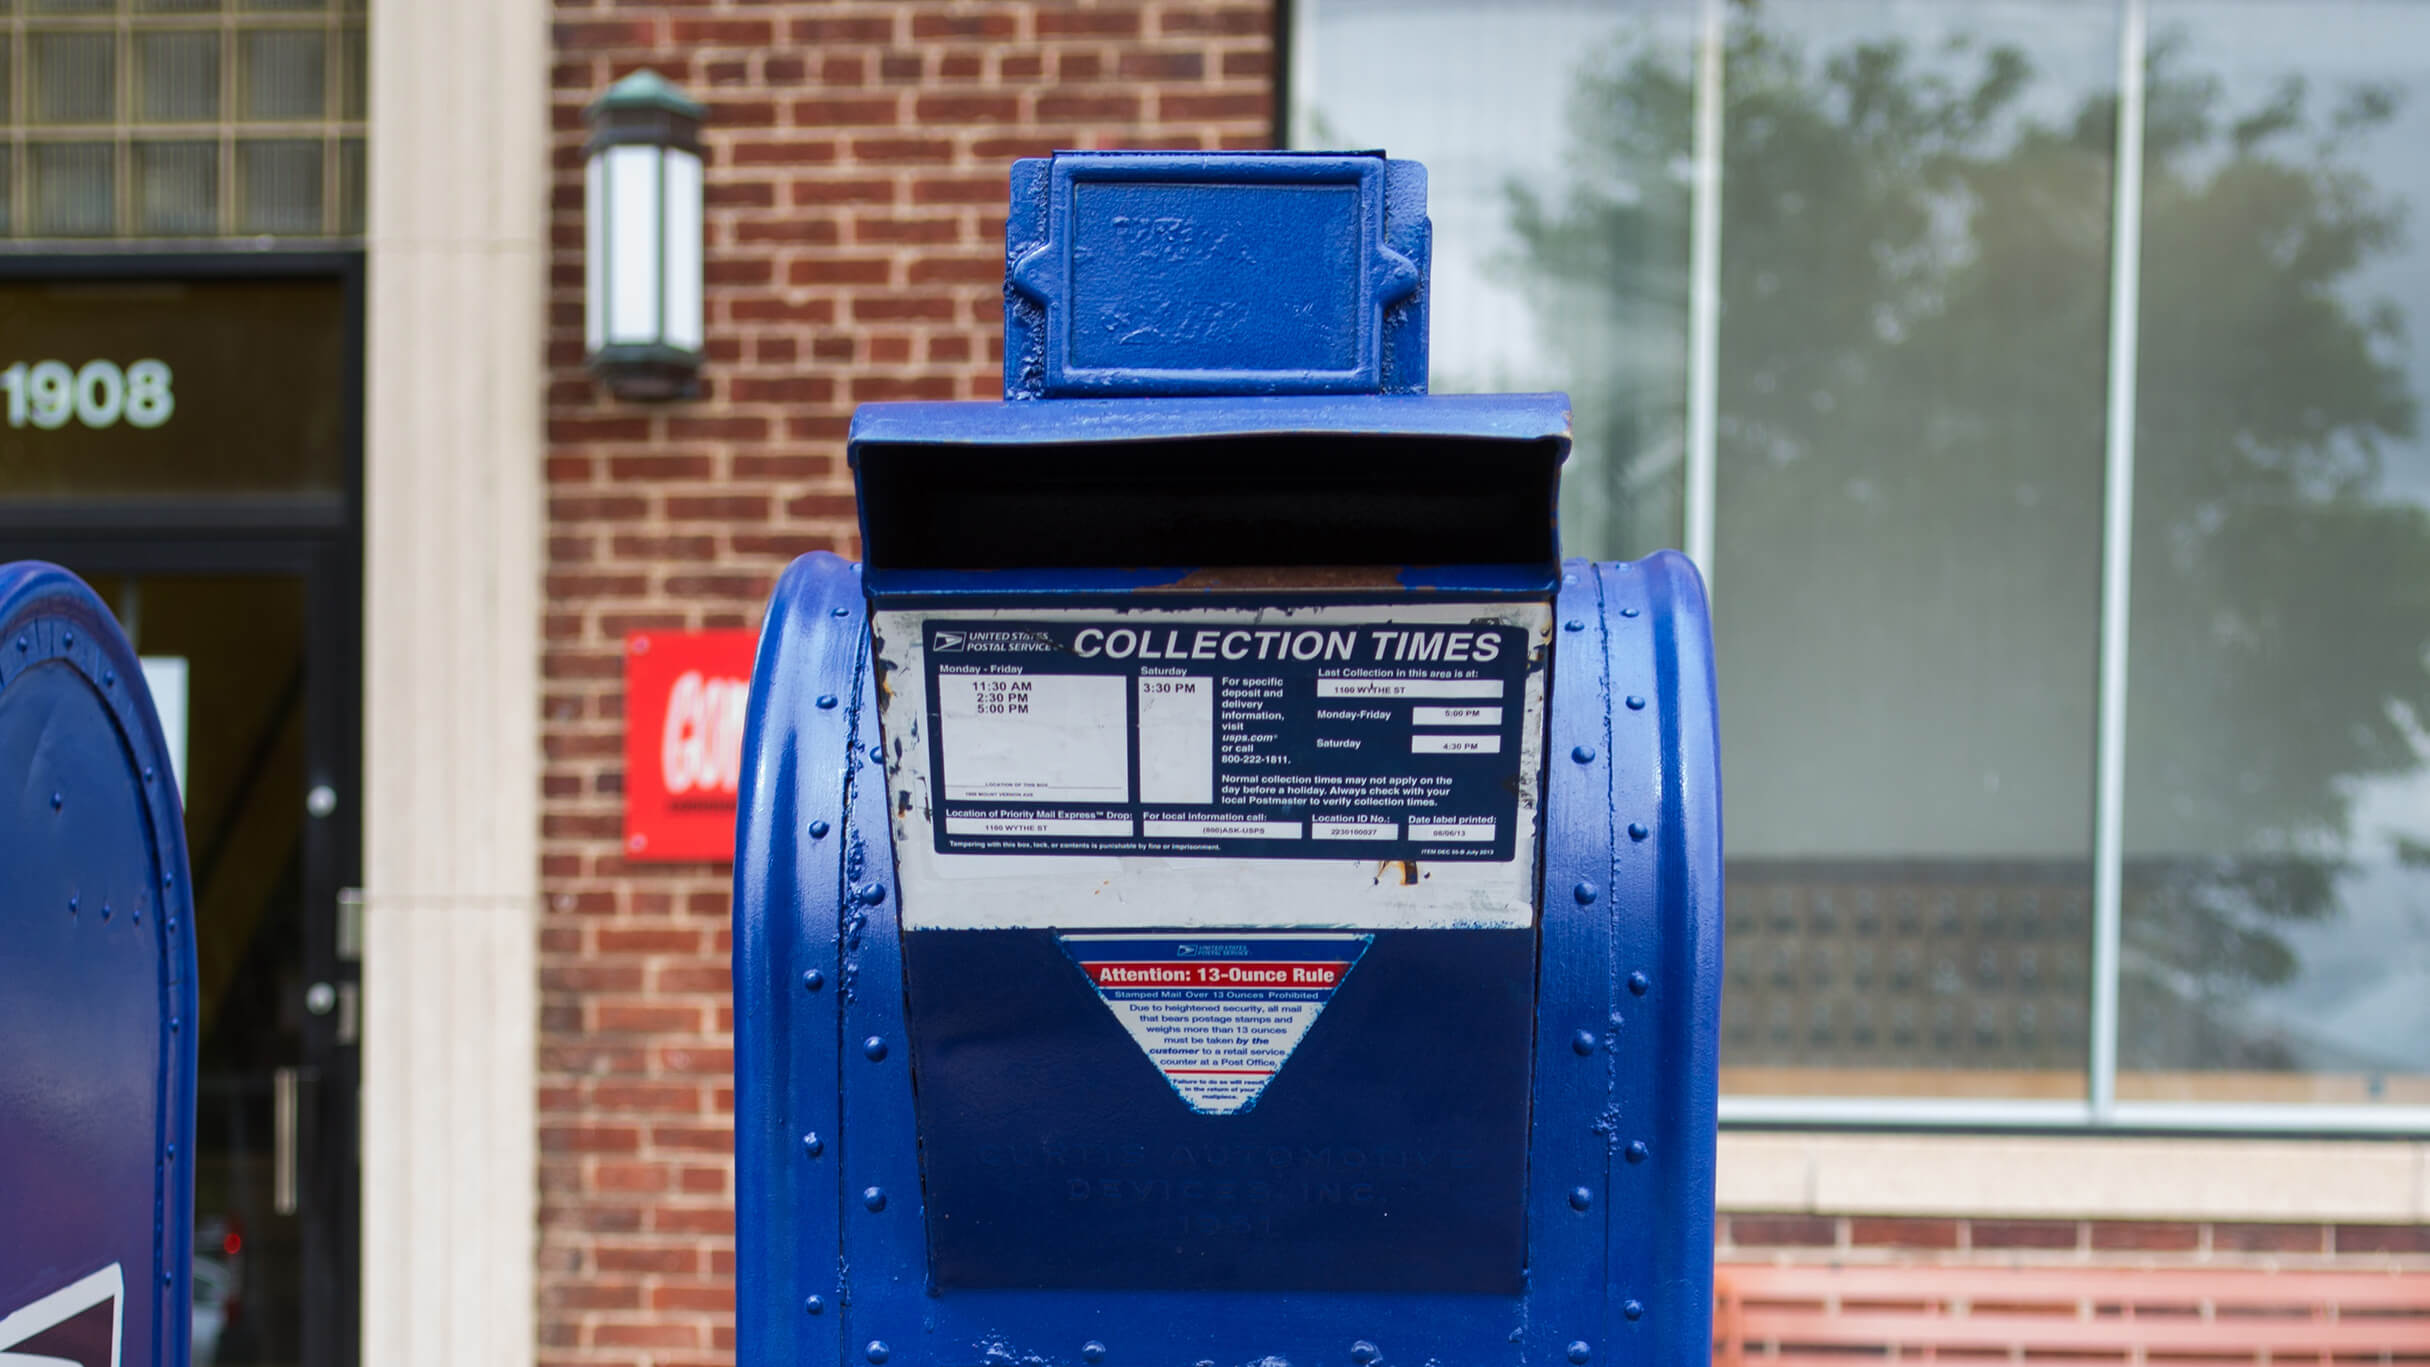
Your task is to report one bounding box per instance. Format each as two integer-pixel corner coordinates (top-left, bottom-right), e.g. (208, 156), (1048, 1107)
(0, 1263), (121, 1367)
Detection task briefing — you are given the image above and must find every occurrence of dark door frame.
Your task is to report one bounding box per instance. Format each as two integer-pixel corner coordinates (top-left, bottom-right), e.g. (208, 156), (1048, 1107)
(0, 248), (366, 1367)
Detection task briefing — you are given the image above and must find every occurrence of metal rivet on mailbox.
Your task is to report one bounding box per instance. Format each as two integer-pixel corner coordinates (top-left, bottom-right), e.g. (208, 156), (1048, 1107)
(1566, 1342), (1591, 1364)
(817, 694), (838, 710)
(1620, 606), (1640, 618)
(62, 631), (73, 646)
(809, 820), (830, 838)
(866, 1342), (890, 1364)
(102, 669), (114, 686)
(1628, 822), (1649, 841)
(805, 1295), (825, 1315)
(832, 606), (851, 618)
(1572, 1030), (1597, 1056)
(50, 791), (62, 810)
(1624, 1300), (1644, 1322)
(1573, 880), (1597, 904)
(1626, 1141), (1649, 1164)
(1081, 1344), (1106, 1364)
(804, 968), (825, 991)
(863, 1186), (887, 1211)
(1628, 971), (1651, 995)
(1571, 745), (1595, 764)
(1564, 619), (1584, 633)
(863, 1035), (888, 1061)
(803, 1132), (824, 1157)
(1569, 1186), (1593, 1211)
(1625, 695), (1645, 711)
(858, 882), (887, 905)
(1351, 1343), (1379, 1364)
(868, 744), (884, 764)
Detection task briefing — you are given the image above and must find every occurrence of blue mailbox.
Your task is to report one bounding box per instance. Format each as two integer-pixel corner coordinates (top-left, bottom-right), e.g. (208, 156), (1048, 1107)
(735, 152), (1722, 1367)
(0, 563), (198, 1367)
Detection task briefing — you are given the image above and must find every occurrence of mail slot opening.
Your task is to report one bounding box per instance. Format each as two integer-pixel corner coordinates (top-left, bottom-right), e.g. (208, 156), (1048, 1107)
(855, 430), (1563, 574)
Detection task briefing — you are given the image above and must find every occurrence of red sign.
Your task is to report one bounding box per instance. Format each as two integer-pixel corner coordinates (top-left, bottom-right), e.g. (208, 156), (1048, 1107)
(623, 630), (758, 862)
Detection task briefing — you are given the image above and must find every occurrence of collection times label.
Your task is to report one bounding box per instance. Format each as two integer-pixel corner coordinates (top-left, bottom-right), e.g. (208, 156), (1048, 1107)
(923, 618), (1531, 861)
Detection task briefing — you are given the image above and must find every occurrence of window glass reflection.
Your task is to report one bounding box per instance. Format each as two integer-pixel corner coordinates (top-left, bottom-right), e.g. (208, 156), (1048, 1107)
(139, 30), (224, 122)
(2122, 0), (2430, 1106)
(241, 28), (326, 121)
(137, 140), (219, 233)
(29, 30), (115, 123)
(237, 138), (322, 233)
(29, 140), (114, 234)
(1710, 0), (2116, 1099)
(1292, 0), (1697, 565)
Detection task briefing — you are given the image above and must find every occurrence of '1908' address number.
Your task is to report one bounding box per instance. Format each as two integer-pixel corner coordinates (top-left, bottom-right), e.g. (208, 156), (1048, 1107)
(2, 360), (175, 431)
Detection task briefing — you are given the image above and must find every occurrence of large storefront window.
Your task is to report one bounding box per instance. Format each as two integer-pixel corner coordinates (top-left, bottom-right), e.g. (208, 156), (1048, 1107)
(2, 0), (367, 239)
(2121, 0), (2430, 1108)
(1295, 0), (2430, 1125)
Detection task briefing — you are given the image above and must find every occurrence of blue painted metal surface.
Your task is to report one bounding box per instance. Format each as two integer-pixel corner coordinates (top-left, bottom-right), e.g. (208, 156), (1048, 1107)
(1003, 152), (1430, 399)
(903, 926), (1534, 1291)
(736, 150), (1721, 1367)
(0, 561), (197, 1367)
(853, 393), (1565, 449)
(736, 553), (1721, 1365)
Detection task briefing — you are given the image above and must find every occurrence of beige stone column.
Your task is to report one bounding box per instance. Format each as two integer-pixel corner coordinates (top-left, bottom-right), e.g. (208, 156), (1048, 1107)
(359, 0), (547, 1361)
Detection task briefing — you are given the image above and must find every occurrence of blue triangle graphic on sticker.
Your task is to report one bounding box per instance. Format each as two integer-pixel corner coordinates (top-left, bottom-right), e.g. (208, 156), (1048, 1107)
(1060, 932), (1372, 1115)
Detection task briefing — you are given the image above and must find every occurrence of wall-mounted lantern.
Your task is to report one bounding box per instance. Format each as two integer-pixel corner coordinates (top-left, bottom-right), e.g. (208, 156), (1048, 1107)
(584, 69), (705, 401)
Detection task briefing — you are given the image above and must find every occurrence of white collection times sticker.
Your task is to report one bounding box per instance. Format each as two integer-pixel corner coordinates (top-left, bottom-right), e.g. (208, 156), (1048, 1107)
(872, 601), (1553, 932)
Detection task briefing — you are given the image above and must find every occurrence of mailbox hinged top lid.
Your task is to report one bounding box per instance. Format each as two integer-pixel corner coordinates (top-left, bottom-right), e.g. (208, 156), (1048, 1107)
(1004, 150), (1431, 399)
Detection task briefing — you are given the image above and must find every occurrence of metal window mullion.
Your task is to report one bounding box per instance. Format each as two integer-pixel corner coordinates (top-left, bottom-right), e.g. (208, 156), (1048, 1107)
(323, 2), (339, 233)
(222, 6), (237, 236)
(117, 3), (129, 234)
(2089, 0), (2150, 1125)
(8, 18), (20, 238)
(1683, 0), (1723, 582)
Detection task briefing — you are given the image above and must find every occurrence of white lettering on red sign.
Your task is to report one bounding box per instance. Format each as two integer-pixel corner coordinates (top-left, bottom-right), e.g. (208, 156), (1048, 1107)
(660, 670), (749, 797)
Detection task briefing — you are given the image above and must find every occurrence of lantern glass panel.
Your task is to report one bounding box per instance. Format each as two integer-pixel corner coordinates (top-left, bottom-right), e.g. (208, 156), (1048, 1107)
(584, 152), (607, 353)
(603, 142), (663, 347)
(662, 146), (702, 353)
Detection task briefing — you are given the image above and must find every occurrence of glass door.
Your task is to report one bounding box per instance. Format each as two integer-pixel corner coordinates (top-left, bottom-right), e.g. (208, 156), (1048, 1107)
(38, 548), (361, 1367)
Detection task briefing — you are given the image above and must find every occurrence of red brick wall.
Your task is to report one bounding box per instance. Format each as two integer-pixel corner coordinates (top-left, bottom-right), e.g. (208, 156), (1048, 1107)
(538, 5), (1275, 1364)
(1722, 1212), (2430, 1263)
(1718, 1214), (2430, 1360)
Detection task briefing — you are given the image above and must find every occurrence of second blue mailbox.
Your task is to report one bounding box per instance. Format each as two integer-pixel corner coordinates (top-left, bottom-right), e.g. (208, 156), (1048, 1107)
(735, 151), (1722, 1367)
